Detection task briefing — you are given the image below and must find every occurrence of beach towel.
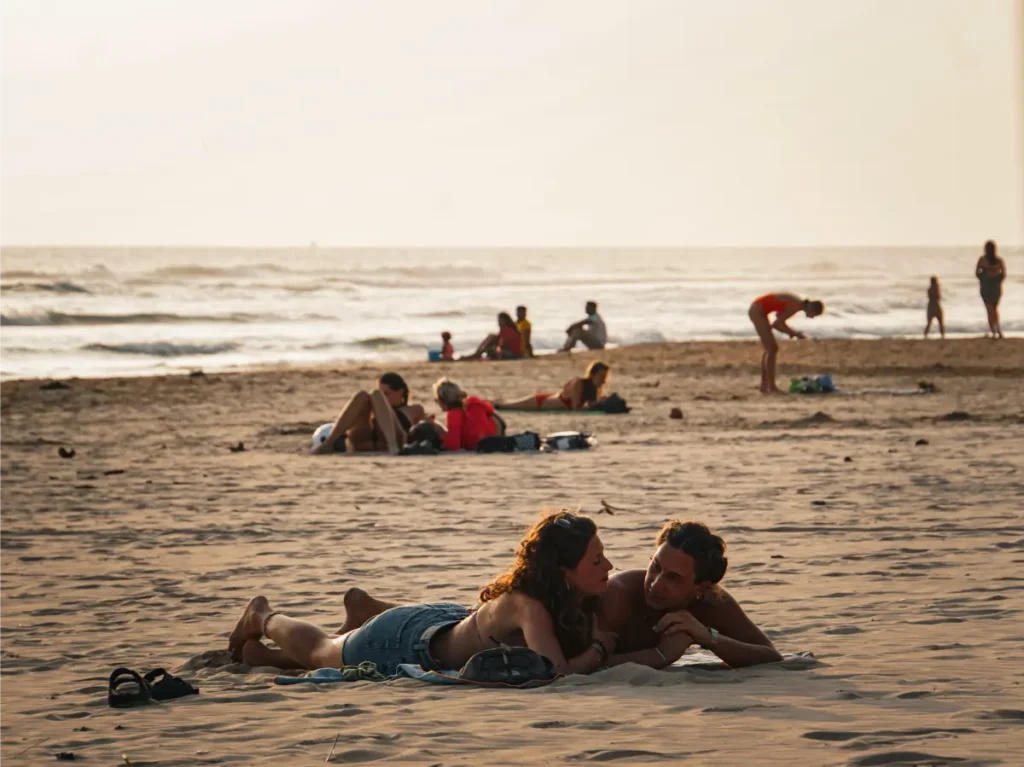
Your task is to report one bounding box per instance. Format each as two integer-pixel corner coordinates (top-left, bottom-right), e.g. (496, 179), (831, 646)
(790, 375), (936, 397)
(272, 651), (817, 687)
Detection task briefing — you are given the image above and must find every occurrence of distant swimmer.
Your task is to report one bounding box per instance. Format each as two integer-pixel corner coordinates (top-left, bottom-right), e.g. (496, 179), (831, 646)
(748, 293), (824, 393)
(924, 276), (944, 340)
(975, 240), (1006, 339)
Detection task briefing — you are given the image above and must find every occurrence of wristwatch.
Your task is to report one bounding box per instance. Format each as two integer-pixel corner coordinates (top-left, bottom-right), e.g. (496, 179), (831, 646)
(701, 627), (719, 649)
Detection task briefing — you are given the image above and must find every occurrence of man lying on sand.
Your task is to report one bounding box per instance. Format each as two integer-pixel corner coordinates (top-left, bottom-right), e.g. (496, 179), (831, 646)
(235, 519), (780, 672)
(601, 521), (782, 668)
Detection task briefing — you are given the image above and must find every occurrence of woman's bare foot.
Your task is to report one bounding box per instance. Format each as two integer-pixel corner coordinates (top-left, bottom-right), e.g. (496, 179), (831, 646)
(337, 587), (397, 634)
(228, 596), (272, 660)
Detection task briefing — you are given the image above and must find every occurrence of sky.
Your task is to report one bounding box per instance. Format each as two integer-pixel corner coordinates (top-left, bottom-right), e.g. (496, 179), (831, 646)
(1, 0), (1022, 246)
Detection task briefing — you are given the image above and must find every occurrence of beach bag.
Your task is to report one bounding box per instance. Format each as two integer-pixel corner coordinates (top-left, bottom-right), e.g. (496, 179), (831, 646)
(589, 392), (631, 413)
(543, 431), (594, 451)
(476, 431), (541, 453)
(407, 421), (444, 450)
(459, 647), (558, 685)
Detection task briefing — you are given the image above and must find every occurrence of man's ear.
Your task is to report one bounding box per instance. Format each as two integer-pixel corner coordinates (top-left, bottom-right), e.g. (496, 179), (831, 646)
(693, 582), (712, 600)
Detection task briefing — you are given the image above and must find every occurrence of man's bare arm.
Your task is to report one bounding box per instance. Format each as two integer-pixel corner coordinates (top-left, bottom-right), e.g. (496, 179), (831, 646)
(681, 589), (782, 667)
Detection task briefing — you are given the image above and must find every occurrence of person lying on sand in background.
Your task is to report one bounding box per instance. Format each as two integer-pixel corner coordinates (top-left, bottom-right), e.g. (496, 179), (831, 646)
(461, 312), (523, 360)
(748, 293), (824, 393)
(495, 361), (610, 411)
(560, 300), (607, 352)
(311, 372), (426, 455)
(924, 277), (944, 340)
(420, 378), (505, 451)
(600, 521), (781, 669)
(515, 305), (534, 357)
(228, 511), (617, 676)
(321, 520), (781, 671)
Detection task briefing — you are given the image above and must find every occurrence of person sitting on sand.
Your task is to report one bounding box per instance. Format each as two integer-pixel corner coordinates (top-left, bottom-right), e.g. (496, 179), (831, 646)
(423, 378), (504, 451)
(310, 519), (782, 671)
(748, 293), (824, 393)
(462, 312), (523, 360)
(976, 240), (1007, 339)
(516, 305), (534, 357)
(311, 372), (426, 455)
(560, 301), (607, 352)
(600, 521), (782, 669)
(228, 511), (617, 676)
(495, 361), (610, 412)
(924, 277), (944, 340)
(440, 331), (454, 360)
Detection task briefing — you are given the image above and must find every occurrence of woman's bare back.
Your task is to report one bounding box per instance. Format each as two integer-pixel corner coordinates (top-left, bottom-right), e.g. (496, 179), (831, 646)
(431, 594), (529, 668)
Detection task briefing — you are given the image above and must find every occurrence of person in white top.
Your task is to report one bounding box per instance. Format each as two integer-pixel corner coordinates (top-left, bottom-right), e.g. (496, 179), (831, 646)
(561, 300), (607, 351)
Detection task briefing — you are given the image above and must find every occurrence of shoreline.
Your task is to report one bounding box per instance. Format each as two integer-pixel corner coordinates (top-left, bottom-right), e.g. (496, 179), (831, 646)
(2, 337), (1022, 391)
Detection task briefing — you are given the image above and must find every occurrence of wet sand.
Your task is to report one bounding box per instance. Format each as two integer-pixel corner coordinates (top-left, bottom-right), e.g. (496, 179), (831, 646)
(2, 338), (1023, 766)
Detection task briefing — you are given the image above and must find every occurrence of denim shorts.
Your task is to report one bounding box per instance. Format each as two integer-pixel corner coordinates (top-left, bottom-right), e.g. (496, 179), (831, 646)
(340, 602), (471, 676)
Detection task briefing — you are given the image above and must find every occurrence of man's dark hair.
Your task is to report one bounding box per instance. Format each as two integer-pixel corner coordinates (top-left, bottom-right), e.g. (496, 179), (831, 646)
(585, 300), (597, 313)
(656, 521), (728, 584)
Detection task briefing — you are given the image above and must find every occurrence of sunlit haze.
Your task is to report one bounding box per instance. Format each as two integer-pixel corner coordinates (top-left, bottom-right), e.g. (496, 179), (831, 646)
(2, 0), (1022, 246)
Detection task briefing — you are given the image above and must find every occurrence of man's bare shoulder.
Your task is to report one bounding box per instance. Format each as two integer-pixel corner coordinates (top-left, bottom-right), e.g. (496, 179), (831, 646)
(602, 571), (645, 614)
(607, 570), (645, 594)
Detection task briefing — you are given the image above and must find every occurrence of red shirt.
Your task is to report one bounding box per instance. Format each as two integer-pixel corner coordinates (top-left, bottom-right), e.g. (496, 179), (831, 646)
(497, 325), (522, 356)
(442, 396), (499, 451)
(442, 342), (454, 360)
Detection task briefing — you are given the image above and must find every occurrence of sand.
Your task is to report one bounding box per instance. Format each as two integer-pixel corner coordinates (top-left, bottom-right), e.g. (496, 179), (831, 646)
(2, 338), (1022, 766)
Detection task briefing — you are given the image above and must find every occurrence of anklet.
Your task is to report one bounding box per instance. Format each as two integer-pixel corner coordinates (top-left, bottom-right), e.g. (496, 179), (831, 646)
(262, 611), (279, 636)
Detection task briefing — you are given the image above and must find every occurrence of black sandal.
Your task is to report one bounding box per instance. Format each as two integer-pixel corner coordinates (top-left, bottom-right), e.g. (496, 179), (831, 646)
(143, 668), (199, 701)
(108, 668), (152, 708)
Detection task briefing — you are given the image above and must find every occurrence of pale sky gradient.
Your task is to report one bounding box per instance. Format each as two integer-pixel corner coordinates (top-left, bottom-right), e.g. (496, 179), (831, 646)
(2, 0), (1022, 246)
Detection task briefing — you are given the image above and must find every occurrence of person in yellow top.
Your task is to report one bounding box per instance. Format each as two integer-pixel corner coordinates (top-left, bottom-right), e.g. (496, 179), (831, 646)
(515, 305), (534, 357)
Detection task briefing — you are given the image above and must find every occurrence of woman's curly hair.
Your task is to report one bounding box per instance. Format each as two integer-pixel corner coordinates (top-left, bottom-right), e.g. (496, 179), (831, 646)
(479, 510), (598, 657)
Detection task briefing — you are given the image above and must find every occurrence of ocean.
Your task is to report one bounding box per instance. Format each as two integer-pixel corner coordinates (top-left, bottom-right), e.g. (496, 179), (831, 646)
(1, 246), (1019, 381)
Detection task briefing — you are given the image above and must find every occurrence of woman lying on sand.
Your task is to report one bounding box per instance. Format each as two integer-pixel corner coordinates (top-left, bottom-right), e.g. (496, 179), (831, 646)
(494, 361), (610, 411)
(311, 372), (426, 455)
(228, 511), (616, 676)
(748, 294), (824, 393)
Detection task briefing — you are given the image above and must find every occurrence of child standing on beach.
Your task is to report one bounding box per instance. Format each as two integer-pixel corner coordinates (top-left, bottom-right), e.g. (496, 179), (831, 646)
(925, 277), (944, 339)
(440, 332), (454, 360)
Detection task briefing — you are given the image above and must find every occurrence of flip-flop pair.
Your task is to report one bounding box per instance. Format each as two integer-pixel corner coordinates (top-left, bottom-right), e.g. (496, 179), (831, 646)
(108, 668), (199, 707)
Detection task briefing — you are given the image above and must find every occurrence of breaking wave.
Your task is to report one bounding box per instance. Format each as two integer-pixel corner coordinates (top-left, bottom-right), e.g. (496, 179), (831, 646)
(82, 342), (239, 357)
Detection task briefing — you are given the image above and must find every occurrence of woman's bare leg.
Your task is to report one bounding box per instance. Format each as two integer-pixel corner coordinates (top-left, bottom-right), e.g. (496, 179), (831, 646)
(495, 394), (569, 411)
(241, 640), (302, 669)
(749, 306), (779, 392)
(496, 394), (541, 410)
(765, 347), (780, 392)
(312, 391), (372, 454)
(337, 588), (400, 634)
(993, 304), (1003, 338)
(938, 310), (945, 340)
(228, 596), (341, 670)
(369, 390), (403, 454)
(463, 334), (498, 360)
(400, 404), (427, 426)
